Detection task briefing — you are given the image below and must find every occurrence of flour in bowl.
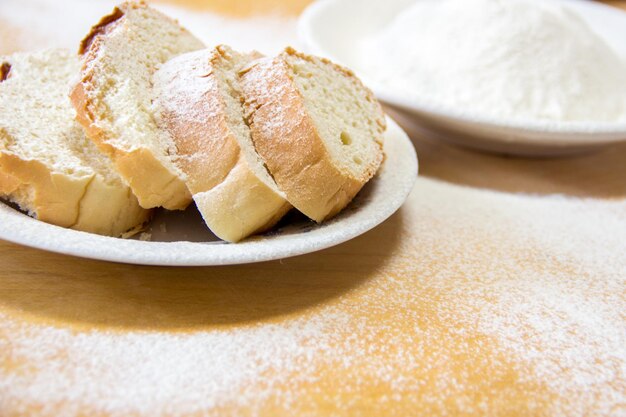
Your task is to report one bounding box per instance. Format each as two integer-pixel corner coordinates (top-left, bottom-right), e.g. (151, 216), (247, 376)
(358, 0), (626, 123)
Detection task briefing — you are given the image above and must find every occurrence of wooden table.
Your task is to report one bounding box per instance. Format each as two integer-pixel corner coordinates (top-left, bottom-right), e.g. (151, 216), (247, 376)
(1, 1), (625, 416)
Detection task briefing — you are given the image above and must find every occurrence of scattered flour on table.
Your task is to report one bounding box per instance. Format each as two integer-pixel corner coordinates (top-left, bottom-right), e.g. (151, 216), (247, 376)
(0, 0), (298, 55)
(1, 178), (625, 416)
(0, 312), (352, 415)
(358, 0), (626, 123)
(402, 180), (626, 416)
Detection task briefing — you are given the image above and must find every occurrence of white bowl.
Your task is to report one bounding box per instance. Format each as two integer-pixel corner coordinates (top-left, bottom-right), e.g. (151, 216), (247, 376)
(299, 0), (626, 156)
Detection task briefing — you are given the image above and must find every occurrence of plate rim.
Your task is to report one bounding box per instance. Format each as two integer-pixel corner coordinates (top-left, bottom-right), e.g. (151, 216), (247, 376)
(0, 117), (418, 266)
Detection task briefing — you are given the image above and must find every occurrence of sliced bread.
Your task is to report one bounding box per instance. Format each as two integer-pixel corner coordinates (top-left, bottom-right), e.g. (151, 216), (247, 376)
(153, 46), (291, 242)
(0, 49), (150, 236)
(71, 1), (204, 210)
(240, 47), (386, 223)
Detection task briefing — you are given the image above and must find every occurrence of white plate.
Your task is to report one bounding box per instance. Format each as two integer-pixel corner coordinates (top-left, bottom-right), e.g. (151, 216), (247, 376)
(0, 117), (417, 266)
(299, 0), (626, 156)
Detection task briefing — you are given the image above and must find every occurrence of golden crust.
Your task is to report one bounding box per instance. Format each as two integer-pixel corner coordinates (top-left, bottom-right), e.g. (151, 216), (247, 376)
(153, 46), (291, 242)
(0, 153), (86, 227)
(78, 4), (125, 55)
(193, 157), (292, 242)
(71, 1), (196, 211)
(0, 62), (10, 81)
(240, 48), (384, 223)
(0, 151), (150, 236)
(73, 170), (152, 236)
(0, 172), (19, 195)
(154, 48), (241, 196)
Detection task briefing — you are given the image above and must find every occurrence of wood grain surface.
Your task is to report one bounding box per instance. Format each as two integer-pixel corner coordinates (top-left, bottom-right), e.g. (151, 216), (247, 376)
(0, 1), (625, 416)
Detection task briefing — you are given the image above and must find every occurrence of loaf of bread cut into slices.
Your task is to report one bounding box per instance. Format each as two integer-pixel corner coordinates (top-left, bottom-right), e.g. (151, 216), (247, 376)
(71, 1), (204, 210)
(0, 49), (150, 236)
(153, 45), (292, 242)
(240, 47), (386, 223)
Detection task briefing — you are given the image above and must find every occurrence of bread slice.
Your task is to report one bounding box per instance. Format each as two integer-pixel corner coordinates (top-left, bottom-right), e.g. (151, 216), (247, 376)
(0, 49), (150, 236)
(71, 1), (204, 210)
(153, 46), (292, 242)
(240, 47), (386, 222)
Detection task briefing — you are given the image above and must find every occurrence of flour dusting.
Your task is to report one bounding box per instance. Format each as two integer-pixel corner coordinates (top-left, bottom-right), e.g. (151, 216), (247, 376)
(1, 179), (625, 416)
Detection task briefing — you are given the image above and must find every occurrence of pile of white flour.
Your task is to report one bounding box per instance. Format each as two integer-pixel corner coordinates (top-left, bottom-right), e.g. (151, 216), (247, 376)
(359, 0), (626, 123)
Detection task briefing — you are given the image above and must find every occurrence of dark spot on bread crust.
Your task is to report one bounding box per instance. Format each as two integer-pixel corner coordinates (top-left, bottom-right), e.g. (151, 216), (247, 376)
(0, 62), (11, 82)
(79, 6), (125, 55)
